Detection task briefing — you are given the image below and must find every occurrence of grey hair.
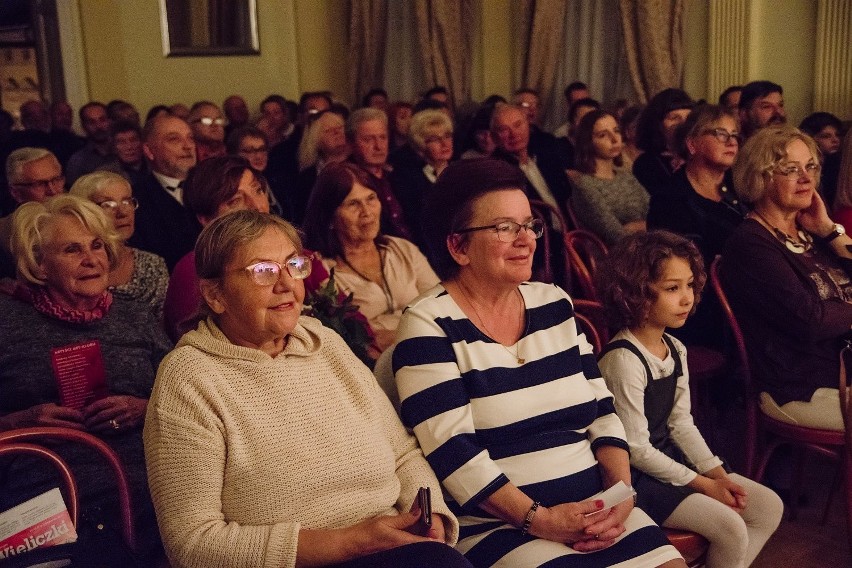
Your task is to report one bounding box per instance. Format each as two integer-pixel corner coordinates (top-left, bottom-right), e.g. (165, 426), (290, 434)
(6, 147), (56, 184)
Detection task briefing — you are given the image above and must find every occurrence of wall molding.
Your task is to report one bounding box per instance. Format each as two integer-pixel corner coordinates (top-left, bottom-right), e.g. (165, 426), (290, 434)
(814, 0), (852, 118)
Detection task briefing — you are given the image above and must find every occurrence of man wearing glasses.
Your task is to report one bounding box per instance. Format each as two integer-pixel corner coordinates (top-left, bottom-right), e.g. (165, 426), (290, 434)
(188, 101), (227, 162)
(1, 147), (65, 277)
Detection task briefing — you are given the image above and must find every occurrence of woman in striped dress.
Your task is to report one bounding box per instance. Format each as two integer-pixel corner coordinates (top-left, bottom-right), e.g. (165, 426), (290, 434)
(392, 158), (685, 567)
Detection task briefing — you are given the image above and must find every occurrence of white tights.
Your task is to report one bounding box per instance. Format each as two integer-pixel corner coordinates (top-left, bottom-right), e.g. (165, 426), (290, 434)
(662, 473), (784, 568)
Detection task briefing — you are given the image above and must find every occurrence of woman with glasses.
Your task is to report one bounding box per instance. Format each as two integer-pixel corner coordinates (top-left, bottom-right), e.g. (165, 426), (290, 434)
(144, 210), (472, 568)
(393, 159), (685, 567)
(392, 109), (455, 246)
(1, 194), (171, 563)
(226, 126), (291, 220)
(303, 162), (438, 353)
(571, 109), (650, 245)
(720, 125), (852, 432)
(647, 104), (748, 348)
(70, 171), (168, 319)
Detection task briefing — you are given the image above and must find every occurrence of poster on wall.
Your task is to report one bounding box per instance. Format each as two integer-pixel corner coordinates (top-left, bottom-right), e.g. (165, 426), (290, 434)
(0, 47), (41, 122)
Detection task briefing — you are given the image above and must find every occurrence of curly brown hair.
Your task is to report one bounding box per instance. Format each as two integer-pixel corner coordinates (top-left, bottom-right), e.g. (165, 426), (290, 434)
(595, 230), (706, 330)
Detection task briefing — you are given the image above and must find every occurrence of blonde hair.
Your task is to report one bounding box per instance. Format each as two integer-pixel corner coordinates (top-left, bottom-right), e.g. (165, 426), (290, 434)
(834, 129), (852, 210)
(11, 194), (121, 286)
(69, 171), (131, 200)
(196, 210), (302, 282)
(408, 109), (453, 153)
(732, 125), (820, 204)
(297, 111), (345, 172)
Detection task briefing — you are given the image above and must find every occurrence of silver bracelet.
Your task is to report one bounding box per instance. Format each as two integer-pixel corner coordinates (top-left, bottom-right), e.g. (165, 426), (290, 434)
(521, 501), (540, 535)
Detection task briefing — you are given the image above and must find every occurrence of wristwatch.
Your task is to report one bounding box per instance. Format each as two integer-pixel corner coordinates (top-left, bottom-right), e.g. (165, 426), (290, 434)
(820, 223), (846, 243)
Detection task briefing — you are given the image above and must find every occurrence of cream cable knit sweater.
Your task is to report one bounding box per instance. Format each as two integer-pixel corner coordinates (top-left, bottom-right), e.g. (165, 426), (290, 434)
(144, 316), (457, 568)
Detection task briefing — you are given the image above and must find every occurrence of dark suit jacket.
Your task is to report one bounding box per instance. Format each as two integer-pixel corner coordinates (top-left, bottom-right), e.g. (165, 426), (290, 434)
(129, 173), (201, 272)
(491, 147), (572, 220)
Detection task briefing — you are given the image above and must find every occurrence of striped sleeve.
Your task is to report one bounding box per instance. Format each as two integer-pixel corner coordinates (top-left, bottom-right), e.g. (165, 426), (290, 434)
(567, 297), (629, 452)
(394, 298), (509, 508)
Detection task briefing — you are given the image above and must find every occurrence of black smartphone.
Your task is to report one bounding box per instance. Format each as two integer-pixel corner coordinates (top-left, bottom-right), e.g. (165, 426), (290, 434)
(417, 486), (432, 530)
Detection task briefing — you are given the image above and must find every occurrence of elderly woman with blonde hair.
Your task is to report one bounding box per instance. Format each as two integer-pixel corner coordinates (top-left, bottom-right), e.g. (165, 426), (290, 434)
(393, 109), (454, 244)
(70, 171), (168, 318)
(720, 124), (852, 432)
(0, 193), (171, 562)
(144, 210), (470, 568)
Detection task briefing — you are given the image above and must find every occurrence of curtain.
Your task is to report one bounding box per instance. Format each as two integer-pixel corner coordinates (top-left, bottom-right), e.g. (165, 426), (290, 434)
(517, 0), (568, 127)
(618, 0), (685, 103)
(412, 0), (475, 108)
(518, 0), (636, 131)
(348, 0), (390, 105)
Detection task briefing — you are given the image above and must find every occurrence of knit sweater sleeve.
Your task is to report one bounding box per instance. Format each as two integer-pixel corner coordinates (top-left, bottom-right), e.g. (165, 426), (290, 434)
(572, 175), (628, 245)
(144, 349), (300, 568)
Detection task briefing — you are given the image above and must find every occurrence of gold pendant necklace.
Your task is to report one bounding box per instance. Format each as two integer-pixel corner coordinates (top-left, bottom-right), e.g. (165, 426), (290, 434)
(458, 284), (526, 364)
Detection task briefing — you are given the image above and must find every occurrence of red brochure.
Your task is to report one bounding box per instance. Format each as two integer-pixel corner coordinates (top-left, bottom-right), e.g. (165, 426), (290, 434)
(50, 340), (108, 410)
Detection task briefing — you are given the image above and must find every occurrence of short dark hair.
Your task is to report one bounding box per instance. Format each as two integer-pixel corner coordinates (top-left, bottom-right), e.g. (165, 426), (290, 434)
(423, 86), (449, 99)
(718, 85), (742, 106)
(145, 105), (172, 123)
(422, 158), (528, 280)
(361, 88), (388, 108)
(798, 112), (842, 138)
(596, 230), (706, 330)
(79, 101), (106, 123)
(635, 88), (694, 152)
(298, 91), (332, 112)
(564, 81), (589, 99)
(261, 94), (288, 114)
(110, 120), (141, 138)
(183, 155), (264, 220)
(413, 98), (448, 114)
(568, 97), (601, 125)
(738, 81), (783, 111)
(574, 110), (621, 174)
(302, 162), (386, 258)
(226, 126), (268, 155)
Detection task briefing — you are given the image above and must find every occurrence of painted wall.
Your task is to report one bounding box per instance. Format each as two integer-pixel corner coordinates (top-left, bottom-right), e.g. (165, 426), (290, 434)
(681, 0), (820, 124)
(68, 0), (834, 124)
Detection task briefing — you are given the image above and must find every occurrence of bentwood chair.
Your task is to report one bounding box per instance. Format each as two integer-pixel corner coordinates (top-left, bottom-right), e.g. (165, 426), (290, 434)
(0, 427), (136, 552)
(564, 230), (608, 301)
(710, 256), (845, 520)
(529, 199), (573, 291)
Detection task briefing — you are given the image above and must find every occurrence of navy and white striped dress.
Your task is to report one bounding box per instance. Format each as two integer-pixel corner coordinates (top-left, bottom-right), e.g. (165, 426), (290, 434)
(393, 282), (681, 567)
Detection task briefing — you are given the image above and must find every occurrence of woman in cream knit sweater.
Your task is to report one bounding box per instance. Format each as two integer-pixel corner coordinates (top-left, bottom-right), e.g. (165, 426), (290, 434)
(143, 211), (470, 568)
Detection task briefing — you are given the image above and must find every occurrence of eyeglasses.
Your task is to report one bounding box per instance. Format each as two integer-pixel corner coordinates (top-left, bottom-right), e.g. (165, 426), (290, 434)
(97, 197), (139, 211)
(13, 175), (65, 190)
(455, 219), (544, 243)
(244, 255), (314, 285)
(194, 117), (226, 127)
(703, 128), (742, 145)
(774, 162), (821, 179)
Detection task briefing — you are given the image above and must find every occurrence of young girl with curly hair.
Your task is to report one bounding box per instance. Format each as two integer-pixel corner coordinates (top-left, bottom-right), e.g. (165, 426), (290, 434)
(595, 230), (783, 568)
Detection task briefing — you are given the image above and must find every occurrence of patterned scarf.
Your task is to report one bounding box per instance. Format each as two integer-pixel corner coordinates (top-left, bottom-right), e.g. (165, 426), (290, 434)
(15, 284), (113, 323)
